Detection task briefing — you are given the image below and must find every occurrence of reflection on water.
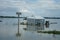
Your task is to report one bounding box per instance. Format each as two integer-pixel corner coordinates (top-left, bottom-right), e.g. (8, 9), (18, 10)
(16, 36), (21, 40)
(53, 34), (56, 38)
(0, 18), (60, 40)
(26, 25), (44, 31)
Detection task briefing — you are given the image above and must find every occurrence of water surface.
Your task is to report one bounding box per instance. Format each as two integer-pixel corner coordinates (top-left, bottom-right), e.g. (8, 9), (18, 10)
(0, 18), (60, 40)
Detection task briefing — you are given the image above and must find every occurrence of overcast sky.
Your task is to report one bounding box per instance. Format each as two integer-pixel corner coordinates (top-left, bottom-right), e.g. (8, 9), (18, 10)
(0, 0), (60, 17)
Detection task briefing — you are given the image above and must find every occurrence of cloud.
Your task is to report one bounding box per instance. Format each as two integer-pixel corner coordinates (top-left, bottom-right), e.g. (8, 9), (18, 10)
(28, 0), (60, 9)
(0, 0), (60, 10)
(0, 0), (60, 16)
(20, 9), (30, 13)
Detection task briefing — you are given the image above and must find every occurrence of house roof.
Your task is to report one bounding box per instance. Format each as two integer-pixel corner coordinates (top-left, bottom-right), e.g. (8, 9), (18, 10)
(27, 16), (44, 19)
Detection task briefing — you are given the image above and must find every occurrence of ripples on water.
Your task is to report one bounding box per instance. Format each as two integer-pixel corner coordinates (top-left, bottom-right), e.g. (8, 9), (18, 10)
(0, 18), (60, 40)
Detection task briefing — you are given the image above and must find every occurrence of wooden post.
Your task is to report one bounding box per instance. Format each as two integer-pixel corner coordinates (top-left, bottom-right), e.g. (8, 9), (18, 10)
(16, 12), (21, 36)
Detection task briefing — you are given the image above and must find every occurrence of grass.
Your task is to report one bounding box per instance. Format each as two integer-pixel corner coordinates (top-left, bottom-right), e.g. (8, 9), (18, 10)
(37, 30), (60, 34)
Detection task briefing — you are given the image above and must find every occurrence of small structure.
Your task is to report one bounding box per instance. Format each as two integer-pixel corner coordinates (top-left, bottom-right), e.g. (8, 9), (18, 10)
(27, 16), (45, 31)
(16, 12), (21, 36)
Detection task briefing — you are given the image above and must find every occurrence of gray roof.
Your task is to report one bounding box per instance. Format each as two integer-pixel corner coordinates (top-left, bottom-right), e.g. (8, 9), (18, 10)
(27, 16), (44, 19)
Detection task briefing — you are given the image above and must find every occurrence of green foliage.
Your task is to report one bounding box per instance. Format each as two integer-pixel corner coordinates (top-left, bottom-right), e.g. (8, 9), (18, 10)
(37, 30), (60, 34)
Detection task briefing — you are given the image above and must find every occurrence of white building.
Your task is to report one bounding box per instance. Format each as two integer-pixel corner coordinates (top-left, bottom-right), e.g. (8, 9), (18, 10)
(27, 16), (45, 31)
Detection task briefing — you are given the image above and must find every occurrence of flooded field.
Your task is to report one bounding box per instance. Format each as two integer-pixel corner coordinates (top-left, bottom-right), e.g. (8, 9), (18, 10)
(0, 18), (60, 40)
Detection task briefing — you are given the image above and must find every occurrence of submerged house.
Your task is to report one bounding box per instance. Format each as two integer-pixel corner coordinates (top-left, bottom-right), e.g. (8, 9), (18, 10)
(27, 16), (45, 31)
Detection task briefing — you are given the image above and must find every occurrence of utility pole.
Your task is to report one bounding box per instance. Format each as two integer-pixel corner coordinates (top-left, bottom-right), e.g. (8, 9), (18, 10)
(16, 12), (21, 36)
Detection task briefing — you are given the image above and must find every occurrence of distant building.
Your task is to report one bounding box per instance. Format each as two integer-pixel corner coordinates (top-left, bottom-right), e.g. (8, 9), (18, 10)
(27, 16), (45, 31)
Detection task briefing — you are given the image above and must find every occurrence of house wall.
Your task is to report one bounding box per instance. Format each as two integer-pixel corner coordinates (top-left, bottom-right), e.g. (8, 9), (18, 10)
(27, 18), (45, 31)
(35, 19), (45, 30)
(27, 18), (35, 25)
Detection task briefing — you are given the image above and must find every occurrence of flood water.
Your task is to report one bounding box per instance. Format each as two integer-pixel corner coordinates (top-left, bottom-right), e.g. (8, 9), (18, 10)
(0, 18), (60, 40)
